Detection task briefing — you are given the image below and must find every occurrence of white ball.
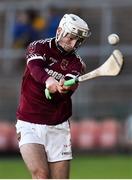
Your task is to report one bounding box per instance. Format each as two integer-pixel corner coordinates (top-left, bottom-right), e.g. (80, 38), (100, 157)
(108, 34), (120, 45)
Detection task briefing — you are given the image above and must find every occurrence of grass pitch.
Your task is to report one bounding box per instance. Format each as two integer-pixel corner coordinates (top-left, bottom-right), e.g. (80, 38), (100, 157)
(71, 154), (132, 179)
(0, 154), (132, 179)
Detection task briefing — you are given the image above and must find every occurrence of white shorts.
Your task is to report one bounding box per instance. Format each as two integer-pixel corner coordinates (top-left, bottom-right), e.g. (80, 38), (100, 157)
(15, 120), (72, 162)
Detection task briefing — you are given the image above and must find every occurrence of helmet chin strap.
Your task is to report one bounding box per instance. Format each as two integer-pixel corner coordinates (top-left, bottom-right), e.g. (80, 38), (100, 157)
(55, 40), (75, 55)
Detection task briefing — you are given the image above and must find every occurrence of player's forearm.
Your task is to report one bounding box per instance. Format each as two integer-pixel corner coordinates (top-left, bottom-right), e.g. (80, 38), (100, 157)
(28, 60), (50, 84)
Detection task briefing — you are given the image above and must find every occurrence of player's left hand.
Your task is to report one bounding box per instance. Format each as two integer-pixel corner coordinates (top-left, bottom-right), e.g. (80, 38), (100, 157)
(57, 79), (68, 93)
(57, 78), (78, 93)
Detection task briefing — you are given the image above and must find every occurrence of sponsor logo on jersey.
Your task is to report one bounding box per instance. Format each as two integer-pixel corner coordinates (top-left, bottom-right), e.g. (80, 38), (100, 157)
(45, 68), (65, 80)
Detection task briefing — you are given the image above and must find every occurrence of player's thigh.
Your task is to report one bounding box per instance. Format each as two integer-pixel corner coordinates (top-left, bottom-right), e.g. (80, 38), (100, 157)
(20, 143), (49, 174)
(49, 160), (70, 179)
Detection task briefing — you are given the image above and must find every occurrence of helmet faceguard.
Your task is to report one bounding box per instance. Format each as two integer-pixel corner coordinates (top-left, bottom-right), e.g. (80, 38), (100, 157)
(56, 14), (91, 51)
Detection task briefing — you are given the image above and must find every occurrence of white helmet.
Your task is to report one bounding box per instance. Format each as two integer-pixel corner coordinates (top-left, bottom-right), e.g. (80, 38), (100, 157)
(56, 14), (91, 49)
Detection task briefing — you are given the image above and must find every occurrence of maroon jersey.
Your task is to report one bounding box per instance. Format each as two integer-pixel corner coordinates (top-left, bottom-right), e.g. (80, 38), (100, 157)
(16, 38), (85, 125)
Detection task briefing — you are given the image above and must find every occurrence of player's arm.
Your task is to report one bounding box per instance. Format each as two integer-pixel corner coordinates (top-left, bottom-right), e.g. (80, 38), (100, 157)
(26, 42), (59, 93)
(58, 60), (86, 93)
(57, 74), (78, 94)
(57, 61), (86, 99)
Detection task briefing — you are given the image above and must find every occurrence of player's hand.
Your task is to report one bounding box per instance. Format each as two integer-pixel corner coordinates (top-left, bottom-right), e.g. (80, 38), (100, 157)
(57, 78), (69, 93)
(45, 77), (59, 93)
(57, 78), (78, 93)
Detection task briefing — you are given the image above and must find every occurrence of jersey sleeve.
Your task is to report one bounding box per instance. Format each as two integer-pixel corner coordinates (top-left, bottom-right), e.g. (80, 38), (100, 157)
(81, 61), (86, 75)
(25, 41), (50, 84)
(76, 53), (86, 75)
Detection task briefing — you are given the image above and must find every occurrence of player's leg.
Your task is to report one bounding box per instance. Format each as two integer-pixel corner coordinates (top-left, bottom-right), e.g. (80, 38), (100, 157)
(15, 120), (49, 179)
(46, 121), (72, 179)
(20, 143), (49, 179)
(49, 160), (70, 179)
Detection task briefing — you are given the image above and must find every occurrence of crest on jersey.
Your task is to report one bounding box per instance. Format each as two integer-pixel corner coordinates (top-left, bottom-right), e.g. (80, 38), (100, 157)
(60, 59), (69, 70)
(28, 45), (35, 53)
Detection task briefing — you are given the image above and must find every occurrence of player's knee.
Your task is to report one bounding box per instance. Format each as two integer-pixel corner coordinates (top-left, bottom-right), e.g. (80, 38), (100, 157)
(32, 168), (49, 179)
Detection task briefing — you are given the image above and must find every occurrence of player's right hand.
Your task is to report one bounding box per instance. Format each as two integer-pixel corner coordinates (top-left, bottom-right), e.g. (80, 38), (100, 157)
(45, 77), (59, 93)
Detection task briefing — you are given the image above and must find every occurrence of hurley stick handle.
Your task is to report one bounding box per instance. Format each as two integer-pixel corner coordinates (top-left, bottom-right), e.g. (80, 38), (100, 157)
(64, 78), (78, 86)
